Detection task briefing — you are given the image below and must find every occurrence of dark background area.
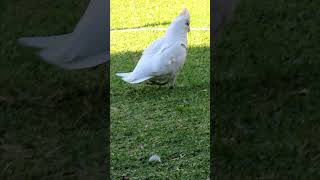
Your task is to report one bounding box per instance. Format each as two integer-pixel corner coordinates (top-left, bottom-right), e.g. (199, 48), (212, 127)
(0, 0), (108, 179)
(213, 0), (320, 178)
(3, 0), (320, 178)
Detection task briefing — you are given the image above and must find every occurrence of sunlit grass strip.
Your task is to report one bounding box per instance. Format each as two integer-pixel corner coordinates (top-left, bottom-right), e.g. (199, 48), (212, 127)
(111, 27), (210, 32)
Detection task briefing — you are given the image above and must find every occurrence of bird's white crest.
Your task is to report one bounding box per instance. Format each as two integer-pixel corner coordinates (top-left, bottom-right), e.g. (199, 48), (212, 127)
(179, 8), (190, 18)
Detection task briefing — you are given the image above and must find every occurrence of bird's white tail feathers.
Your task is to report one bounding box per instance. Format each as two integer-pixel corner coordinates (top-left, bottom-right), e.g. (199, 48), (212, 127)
(128, 76), (153, 84)
(116, 72), (152, 84)
(116, 72), (131, 78)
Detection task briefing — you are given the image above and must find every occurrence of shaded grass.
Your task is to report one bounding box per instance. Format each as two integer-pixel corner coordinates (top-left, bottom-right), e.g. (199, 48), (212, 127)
(1, 0), (107, 179)
(214, 0), (320, 178)
(110, 29), (209, 178)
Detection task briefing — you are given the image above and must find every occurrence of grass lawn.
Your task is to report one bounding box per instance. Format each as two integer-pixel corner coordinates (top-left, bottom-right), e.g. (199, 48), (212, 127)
(1, 0), (107, 179)
(214, 0), (320, 178)
(110, 0), (210, 179)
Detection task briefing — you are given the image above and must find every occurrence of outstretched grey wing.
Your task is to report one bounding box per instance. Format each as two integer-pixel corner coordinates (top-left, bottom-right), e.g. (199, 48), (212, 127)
(18, 0), (108, 70)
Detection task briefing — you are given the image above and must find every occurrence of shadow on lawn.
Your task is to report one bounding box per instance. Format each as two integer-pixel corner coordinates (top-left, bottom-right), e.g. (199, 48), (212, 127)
(213, 0), (320, 178)
(0, 51), (108, 179)
(1, 0), (108, 179)
(111, 45), (210, 98)
(110, 46), (210, 179)
(111, 21), (171, 30)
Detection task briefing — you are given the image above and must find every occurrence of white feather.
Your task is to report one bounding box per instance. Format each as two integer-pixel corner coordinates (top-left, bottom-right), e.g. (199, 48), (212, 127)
(149, 154), (161, 162)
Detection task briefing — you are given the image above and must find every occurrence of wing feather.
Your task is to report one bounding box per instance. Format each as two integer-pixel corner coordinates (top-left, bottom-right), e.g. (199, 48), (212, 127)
(142, 37), (165, 56)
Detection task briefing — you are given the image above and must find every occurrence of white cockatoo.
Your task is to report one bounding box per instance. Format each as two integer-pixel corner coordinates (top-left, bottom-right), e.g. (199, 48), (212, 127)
(116, 8), (190, 88)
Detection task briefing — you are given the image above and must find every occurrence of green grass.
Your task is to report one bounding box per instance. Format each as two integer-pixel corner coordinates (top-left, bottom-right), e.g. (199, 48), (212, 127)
(214, 0), (320, 178)
(111, 0), (210, 30)
(110, 0), (210, 179)
(1, 0), (107, 179)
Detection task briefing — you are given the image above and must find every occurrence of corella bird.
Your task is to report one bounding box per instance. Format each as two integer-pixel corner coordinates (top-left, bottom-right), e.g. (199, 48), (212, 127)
(116, 8), (190, 88)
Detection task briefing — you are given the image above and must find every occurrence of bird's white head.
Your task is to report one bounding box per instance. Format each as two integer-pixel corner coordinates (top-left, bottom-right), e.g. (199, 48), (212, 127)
(168, 8), (190, 34)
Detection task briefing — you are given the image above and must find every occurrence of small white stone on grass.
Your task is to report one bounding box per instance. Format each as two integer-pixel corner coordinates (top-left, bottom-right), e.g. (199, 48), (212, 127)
(149, 154), (161, 162)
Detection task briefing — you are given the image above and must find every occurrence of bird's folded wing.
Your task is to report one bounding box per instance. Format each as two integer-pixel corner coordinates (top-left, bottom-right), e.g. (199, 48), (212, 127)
(142, 37), (165, 56)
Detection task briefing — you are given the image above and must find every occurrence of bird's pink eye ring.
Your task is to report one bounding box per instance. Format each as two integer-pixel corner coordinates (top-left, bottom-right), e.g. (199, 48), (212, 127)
(185, 22), (190, 26)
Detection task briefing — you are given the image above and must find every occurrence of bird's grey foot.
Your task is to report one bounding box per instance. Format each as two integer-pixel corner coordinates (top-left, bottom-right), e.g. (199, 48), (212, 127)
(168, 79), (176, 89)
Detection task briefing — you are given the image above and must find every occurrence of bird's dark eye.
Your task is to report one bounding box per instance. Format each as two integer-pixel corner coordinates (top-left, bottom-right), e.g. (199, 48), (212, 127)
(185, 21), (189, 26)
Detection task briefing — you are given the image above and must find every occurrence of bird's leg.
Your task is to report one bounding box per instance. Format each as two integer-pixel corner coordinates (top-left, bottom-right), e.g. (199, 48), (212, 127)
(168, 76), (177, 89)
